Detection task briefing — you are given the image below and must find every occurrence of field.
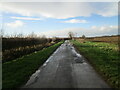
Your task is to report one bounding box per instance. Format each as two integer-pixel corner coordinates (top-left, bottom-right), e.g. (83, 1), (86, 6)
(3, 41), (63, 88)
(77, 35), (120, 44)
(71, 40), (119, 88)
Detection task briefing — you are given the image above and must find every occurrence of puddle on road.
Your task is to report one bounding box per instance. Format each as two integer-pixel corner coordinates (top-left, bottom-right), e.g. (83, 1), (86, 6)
(74, 57), (84, 63)
(67, 41), (85, 64)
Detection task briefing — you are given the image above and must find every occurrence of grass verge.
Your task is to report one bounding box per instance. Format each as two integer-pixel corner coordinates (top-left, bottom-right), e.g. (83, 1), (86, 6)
(3, 41), (64, 88)
(71, 40), (119, 88)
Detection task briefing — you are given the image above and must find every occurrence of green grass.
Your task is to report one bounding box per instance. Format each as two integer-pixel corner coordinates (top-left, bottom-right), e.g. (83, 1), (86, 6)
(71, 40), (119, 88)
(3, 41), (63, 88)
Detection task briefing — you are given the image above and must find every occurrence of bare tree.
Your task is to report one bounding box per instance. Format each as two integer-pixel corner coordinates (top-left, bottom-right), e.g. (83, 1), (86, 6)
(41, 35), (46, 39)
(17, 33), (24, 38)
(0, 29), (4, 38)
(28, 32), (37, 38)
(82, 35), (86, 39)
(68, 32), (74, 40)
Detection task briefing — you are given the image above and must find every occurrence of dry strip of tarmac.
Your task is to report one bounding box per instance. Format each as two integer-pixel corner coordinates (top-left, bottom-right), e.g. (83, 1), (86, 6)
(23, 40), (110, 88)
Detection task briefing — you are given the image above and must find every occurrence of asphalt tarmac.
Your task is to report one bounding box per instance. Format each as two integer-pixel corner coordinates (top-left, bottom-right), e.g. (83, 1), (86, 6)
(23, 40), (110, 88)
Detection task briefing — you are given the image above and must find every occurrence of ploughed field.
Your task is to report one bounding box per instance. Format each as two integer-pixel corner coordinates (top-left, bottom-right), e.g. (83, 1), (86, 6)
(77, 35), (120, 44)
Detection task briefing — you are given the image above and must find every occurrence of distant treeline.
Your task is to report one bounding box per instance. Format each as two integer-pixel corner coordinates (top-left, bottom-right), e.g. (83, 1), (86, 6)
(2, 37), (66, 63)
(2, 38), (49, 51)
(2, 37), (65, 51)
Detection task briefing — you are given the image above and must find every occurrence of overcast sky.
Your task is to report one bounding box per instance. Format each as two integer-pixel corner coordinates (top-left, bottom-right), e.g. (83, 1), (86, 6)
(0, 2), (118, 37)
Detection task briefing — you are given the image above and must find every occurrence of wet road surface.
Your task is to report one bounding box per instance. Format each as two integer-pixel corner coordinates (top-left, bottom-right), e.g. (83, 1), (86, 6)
(23, 40), (110, 88)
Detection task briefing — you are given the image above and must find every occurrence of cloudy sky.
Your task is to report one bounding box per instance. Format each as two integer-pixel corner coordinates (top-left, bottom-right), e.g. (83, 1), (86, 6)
(0, 2), (118, 37)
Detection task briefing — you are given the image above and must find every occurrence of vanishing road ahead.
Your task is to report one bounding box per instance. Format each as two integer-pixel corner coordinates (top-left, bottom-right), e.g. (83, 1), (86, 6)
(24, 40), (110, 88)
